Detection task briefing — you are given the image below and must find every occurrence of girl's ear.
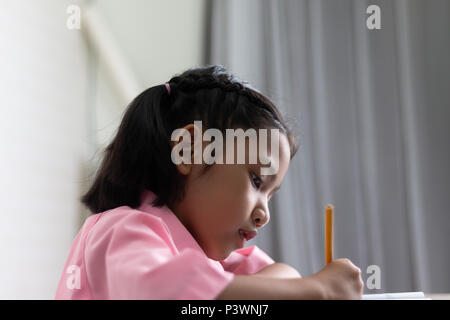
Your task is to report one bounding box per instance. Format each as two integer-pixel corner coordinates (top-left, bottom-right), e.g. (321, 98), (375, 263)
(170, 123), (202, 176)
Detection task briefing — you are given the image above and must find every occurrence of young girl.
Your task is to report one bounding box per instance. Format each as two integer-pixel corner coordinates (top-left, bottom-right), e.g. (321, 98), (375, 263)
(55, 65), (363, 299)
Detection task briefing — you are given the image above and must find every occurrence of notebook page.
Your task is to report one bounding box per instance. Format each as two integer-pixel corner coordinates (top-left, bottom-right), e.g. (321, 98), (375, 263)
(362, 292), (430, 300)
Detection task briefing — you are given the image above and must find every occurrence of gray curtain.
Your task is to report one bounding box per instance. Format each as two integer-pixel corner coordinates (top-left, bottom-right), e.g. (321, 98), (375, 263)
(208, 0), (450, 293)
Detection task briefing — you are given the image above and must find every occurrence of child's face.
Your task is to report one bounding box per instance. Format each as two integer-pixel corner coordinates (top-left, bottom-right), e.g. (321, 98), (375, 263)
(171, 125), (291, 261)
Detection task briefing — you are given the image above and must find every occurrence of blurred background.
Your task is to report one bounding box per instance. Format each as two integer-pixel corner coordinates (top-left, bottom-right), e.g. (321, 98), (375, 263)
(0, 0), (449, 299)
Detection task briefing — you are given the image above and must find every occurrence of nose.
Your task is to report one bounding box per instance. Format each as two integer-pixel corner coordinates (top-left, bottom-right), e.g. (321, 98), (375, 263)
(252, 207), (270, 229)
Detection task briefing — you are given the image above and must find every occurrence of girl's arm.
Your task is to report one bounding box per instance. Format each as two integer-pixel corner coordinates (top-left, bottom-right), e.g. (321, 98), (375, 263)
(216, 258), (365, 300)
(252, 262), (302, 279)
(216, 274), (324, 300)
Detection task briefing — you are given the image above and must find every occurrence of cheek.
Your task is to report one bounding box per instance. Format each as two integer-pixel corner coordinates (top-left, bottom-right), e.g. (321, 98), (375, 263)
(219, 186), (254, 226)
(198, 166), (248, 199)
(186, 165), (254, 225)
(218, 177), (253, 216)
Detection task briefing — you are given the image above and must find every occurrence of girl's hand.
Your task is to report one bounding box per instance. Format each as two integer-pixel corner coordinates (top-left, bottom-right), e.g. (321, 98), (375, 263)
(309, 258), (364, 299)
(253, 262), (302, 279)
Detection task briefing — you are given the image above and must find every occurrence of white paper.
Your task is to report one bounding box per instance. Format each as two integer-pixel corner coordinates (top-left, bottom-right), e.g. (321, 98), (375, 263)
(362, 291), (430, 300)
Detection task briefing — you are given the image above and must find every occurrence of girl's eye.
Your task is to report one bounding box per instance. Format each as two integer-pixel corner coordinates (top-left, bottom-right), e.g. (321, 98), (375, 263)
(251, 172), (263, 189)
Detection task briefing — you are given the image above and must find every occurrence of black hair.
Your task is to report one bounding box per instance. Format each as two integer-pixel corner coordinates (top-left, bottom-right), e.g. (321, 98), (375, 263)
(81, 65), (298, 214)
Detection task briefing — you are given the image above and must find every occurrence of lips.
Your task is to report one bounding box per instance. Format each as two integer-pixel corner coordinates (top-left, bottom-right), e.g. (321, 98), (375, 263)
(239, 229), (258, 241)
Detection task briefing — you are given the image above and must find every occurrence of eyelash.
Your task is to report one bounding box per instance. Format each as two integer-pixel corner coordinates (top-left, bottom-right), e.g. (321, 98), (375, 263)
(251, 172), (263, 189)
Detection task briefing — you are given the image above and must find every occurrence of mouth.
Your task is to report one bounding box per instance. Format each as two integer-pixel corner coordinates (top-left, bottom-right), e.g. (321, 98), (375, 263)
(239, 229), (258, 241)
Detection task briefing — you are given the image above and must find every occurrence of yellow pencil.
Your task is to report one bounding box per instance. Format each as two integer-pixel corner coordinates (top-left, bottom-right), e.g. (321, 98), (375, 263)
(325, 204), (334, 265)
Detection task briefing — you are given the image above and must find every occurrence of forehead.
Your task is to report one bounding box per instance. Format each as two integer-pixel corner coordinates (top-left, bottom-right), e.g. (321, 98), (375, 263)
(257, 132), (290, 179)
(220, 129), (290, 176)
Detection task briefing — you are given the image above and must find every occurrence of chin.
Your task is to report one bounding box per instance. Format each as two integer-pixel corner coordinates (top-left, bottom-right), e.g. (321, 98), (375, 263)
(207, 249), (232, 261)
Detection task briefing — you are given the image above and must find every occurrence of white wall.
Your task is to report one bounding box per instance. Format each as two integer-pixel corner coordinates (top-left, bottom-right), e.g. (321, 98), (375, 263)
(0, 0), (206, 299)
(91, 0), (207, 149)
(0, 0), (89, 299)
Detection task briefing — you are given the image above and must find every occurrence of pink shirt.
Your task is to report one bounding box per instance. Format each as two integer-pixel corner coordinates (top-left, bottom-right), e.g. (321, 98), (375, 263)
(55, 189), (275, 299)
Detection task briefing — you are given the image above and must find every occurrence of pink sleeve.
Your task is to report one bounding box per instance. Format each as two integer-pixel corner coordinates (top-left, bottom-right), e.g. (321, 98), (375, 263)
(84, 210), (234, 299)
(220, 245), (275, 275)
